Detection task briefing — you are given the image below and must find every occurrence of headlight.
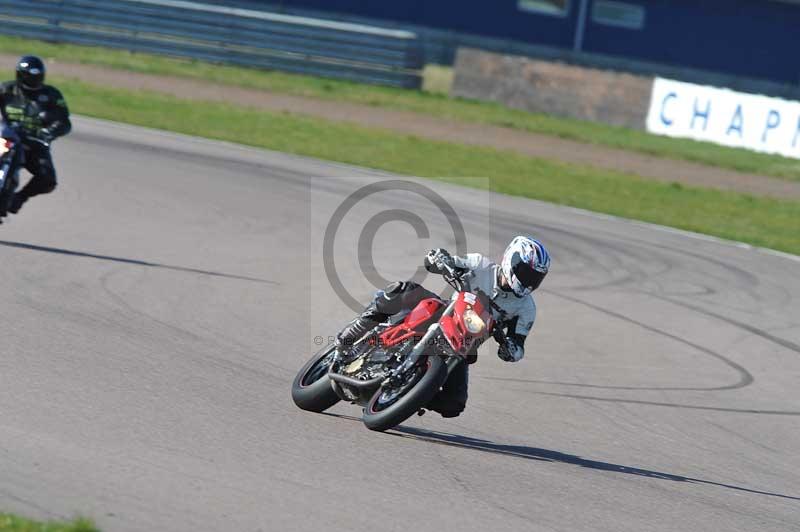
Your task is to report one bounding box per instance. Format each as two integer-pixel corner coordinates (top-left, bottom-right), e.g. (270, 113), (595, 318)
(463, 309), (485, 334)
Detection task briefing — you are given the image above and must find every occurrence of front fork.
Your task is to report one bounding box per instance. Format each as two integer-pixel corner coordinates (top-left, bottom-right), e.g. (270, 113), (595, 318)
(0, 149), (22, 207)
(0, 162), (17, 214)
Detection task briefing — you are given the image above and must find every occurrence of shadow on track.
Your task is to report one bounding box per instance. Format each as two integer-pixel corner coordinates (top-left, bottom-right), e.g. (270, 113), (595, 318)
(320, 413), (798, 502)
(524, 390), (800, 416)
(390, 425), (800, 501)
(0, 239), (277, 285)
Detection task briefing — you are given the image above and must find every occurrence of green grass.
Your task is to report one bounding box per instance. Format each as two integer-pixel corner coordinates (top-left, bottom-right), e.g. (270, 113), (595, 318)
(3, 34), (800, 181)
(0, 513), (97, 532)
(42, 77), (800, 255)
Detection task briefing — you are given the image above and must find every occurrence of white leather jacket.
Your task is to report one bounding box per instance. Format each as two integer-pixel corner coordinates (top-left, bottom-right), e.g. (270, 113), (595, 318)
(451, 253), (537, 362)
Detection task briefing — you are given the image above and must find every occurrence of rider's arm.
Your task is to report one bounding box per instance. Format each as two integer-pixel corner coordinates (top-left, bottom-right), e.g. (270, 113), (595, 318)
(496, 299), (537, 362)
(498, 332), (526, 362)
(0, 82), (11, 121)
(425, 248), (465, 274)
(41, 87), (71, 139)
(424, 249), (483, 275)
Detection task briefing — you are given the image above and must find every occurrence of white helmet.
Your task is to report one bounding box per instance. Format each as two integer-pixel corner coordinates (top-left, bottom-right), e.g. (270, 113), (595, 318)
(501, 236), (550, 297)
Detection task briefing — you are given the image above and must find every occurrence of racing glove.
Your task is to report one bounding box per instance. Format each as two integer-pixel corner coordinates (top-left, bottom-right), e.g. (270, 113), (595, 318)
(495, 323), (525, 362)
(37, 128), (55, 143)
(424, 248), (456, 273)
(497, 337), (524, 362)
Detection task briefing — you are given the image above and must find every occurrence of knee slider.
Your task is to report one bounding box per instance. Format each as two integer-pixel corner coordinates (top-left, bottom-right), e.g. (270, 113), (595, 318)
(384, 281), (420, 299)
(384, 281), (405, 297)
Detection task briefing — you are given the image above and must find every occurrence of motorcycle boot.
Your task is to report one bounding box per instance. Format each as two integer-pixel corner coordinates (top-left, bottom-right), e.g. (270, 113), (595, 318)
(337, 307), (389, 348)
(427, 361), (468, 418)
(337, 281), (438, 347)
(337, 281), (412, 347)
(8, 192), (28, 214)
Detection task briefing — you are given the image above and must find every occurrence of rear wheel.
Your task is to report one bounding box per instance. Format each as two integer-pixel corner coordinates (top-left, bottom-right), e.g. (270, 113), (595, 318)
(291, 345), (341, 413)
(362, 355), (447, 432)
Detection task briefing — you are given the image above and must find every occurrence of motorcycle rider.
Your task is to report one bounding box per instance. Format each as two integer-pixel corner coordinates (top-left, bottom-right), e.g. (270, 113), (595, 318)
(0, 55), (72, 217)
(338, 236), (551, 418)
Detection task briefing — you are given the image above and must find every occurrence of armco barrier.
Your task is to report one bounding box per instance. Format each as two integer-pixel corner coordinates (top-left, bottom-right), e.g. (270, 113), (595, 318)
(0, 0), (424, 89)
(210, 1), (800, 102)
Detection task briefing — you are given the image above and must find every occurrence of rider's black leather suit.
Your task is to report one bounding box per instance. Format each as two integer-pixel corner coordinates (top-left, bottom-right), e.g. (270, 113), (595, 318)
(0, 81), (71, 199)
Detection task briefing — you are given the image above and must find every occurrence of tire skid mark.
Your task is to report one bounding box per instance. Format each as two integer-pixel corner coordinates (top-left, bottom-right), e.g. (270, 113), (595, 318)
(647, 295), (800, 355)
(524, 390), (800, 416)
(511, 216), (800, 355)
(540, 289), (753, 392)
(98, 267), (293, 381)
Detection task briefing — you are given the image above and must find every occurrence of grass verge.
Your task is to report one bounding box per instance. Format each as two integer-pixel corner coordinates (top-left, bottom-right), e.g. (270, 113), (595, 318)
(2, 35), (800, 181)
(0, 513), (97, 532)
(44, 77), (800, 255)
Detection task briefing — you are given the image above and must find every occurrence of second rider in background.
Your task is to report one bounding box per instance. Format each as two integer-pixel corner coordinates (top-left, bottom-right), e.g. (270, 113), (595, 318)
(0, 55), (72, 217)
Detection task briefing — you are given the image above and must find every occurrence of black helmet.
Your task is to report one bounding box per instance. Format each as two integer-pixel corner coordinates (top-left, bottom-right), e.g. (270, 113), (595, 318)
(16, 55), (45, 91)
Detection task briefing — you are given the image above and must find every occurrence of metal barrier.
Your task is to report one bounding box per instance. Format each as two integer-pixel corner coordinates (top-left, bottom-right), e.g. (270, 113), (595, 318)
(0, 0), (424, 88)
(209, 0), (800, 100)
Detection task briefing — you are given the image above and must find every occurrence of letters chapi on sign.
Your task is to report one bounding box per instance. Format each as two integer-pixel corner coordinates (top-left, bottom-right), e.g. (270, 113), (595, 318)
(646, 77), (800, 159)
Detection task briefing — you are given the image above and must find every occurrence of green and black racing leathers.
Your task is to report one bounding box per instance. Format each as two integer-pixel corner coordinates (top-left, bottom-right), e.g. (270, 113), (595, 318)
(0, 80), (71, 203)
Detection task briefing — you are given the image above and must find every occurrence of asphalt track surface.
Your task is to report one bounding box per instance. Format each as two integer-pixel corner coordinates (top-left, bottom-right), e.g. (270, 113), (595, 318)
(1, 117), (798, 532)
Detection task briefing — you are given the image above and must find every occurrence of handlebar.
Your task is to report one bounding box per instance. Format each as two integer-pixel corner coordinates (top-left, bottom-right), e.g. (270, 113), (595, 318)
(1, 123), (51, 148)
(26, 136), (50, 147)
(440, 261), (465, 292)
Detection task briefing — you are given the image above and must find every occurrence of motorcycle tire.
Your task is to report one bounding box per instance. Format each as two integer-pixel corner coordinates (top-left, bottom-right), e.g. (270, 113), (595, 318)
(362, 355), (447, 432)
(291, 345), (341, 413)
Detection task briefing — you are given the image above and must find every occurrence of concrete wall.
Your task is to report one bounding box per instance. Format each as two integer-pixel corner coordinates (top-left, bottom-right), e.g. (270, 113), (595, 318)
(452, 48), (652, 130)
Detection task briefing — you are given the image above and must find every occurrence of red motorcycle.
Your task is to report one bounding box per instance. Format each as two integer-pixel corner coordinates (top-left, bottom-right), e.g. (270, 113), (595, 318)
(291, 264), (506, 432)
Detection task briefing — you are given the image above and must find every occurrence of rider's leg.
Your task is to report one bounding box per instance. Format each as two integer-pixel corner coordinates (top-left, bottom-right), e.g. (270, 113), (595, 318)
(336, 304), (390, 347)
(11, 144), (57, 214)
(338, 281), (436, 346)
(374, 281), (438, 315)
(428, 361), (468, 418)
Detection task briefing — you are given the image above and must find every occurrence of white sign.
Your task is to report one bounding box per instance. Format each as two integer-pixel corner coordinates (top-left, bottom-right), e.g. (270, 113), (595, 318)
(646, 77), (800, 159)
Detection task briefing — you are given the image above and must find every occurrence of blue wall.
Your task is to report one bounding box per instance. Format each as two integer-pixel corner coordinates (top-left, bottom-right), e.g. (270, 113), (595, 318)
(583, 0), (798, 83)
(218, 0), (800, 84)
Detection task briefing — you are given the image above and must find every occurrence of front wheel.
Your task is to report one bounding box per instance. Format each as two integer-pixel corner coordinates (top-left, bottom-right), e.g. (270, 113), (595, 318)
(362, 355), (447, 432)
(0, 163), (14, 217)
(291, 345), (341, 413)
